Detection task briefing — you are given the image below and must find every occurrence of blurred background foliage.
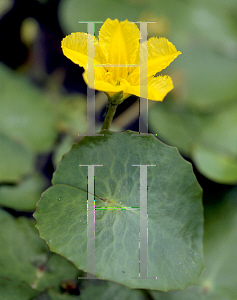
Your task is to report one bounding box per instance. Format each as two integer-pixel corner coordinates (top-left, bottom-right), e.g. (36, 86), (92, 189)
(0, 0), (236, 298)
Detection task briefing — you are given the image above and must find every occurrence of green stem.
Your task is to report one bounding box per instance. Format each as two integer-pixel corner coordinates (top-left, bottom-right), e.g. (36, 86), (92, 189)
(102, 102), (118, 130)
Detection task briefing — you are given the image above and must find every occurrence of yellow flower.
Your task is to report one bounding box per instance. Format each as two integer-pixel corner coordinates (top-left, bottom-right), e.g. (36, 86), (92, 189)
(61, 18), (181, 101)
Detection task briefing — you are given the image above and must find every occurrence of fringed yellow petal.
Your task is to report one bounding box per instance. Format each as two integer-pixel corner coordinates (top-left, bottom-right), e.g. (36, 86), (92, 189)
(145, 37), (181, 77)
(146, 75), (174, 101)
(99, 18), (140, 82)
(120, 75), (173, 101)
(99, 18), (140, 64)
(61, 32), (106, 68)
(128, 37), (181, 86)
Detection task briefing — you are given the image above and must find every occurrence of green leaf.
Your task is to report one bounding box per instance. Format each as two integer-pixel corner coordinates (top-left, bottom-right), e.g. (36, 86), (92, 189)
(149, 187), (237, 299)
(148, 100), (210, 156)
(78, 280), (147, 300)
(34, 130), (204, 291)
(197, 103), (237, 158)
(0, 133), (35, 183)
(59, 0), (190, 44)
(53, 135), (75, 167)
(192, 144), (237, 184)
(191, 103), (237, 183)
(0, 173), (46, 211)
(59, 0), (144, 34)
(0, 0), (13, 19)
(172, 47), (237, 110)
(188, 0), (237, 56)
(46, 288), (80, 300)
(56, 94), (87, 137)
(149, 98), (237, 184)
(0, 209), (80, 293)
(0, 210), (47, 284)
(0, 277), (39, 300)
(0, 64), (57, 153)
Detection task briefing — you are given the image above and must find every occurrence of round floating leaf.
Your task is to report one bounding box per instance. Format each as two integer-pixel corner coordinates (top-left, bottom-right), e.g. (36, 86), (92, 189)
(0, 133), (35, 183)
(0, 173), (46, 211)
(0, 64), (57, 153)
(0, 209), (80, 293)
(34, 130), (204, 291)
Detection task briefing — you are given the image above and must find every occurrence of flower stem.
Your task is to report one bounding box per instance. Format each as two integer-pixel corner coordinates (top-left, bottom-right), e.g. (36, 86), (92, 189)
(102, 102), (118, 130)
